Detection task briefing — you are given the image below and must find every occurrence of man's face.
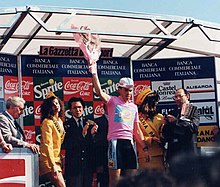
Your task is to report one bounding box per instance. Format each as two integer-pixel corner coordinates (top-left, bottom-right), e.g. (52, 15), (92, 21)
(173, 89), (189, 106)
(11, 104), (24, 119)
(118, 87), (133, 102)
(70, 101), (84, 118)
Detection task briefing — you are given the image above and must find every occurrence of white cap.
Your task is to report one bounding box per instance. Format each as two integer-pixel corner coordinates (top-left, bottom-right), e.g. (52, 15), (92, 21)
(118, 77), (134, 89)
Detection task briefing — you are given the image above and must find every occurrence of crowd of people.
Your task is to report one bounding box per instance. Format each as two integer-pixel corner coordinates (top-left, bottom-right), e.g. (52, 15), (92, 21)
(0, 79), (219, 187)
(0, 39), (219, 186)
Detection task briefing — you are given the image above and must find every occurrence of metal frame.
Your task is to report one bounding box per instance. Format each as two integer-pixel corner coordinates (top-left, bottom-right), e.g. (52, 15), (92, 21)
(0, 6), (220, 59)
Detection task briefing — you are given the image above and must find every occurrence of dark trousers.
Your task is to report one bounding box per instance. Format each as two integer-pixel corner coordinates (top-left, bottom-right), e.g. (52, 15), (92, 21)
(66, 169), (93, 187)
(97, 170), (109, 187)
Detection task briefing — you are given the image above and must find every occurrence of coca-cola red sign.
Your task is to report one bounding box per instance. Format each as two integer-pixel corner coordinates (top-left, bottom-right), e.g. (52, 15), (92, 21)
(0, 159), (25, 187)
(63, 77), (93, 101)
(24, 126), (36, 144)
(93, 101), (105, 119)
(34, 101), (42, 126)
(22, 77), (33, 101)
(134, 80), (151, 104)
(4, 76), (19, 100)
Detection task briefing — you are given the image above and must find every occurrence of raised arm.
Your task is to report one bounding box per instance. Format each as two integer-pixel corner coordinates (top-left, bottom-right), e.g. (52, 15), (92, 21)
(92, 73), (110, 103)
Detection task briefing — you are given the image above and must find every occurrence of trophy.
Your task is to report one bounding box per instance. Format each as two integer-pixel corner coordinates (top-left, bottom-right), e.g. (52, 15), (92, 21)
(180, 103), (197, 121)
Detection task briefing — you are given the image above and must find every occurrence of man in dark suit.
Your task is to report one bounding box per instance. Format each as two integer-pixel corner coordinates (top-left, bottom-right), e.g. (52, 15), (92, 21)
(0, 96), (39, 153)
(63, 97), (98, 187)
(93, 103), (109, 187)
(162, 88), (200, 167)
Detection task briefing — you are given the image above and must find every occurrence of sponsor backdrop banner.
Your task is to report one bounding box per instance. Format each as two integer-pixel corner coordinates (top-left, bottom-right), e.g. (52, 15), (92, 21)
(21, 55), (131, 145)
(0, 54), (218, 147)
(132, 56), (219, 146)
(20, 55), (130, 186)
(0, 54), (18, 112)
(0, 53), (218, 185)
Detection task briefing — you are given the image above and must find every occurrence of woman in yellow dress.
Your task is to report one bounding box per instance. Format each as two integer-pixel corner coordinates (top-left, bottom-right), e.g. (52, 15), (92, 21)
(136, 88), (165, 170)
(39, 92), (66, 187)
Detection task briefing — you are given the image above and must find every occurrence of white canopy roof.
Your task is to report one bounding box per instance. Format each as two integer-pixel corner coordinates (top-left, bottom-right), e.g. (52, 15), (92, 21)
(1, 6), (220, 66)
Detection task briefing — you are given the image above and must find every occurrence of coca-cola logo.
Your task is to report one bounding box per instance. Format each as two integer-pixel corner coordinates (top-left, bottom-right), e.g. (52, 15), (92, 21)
(134, 85), (149, 96)
(5, 80), (19, 91)
(25, 130), (35, 139)
(22, 80), (33, 90)
(64, 81), (91, 91)
(94, 105), (104, 115)
(35, 105), (41, 115)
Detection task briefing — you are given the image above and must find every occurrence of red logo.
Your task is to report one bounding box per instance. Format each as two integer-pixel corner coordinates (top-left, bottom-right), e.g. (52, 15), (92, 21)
(93, 101), (105, 119)
(63, 77), (93, 101)
(4, 76), (19, 99)
(0, 159), (25, 187)
(134, 80), (151, 102)
(24, 126), (36, 144)
(34, 101), (43, 126)
(22, 77), (33, 101)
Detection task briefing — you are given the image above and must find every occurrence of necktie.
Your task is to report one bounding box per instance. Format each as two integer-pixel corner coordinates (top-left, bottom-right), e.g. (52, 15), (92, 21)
(78, 119), (86, 137)
(14, 120), (25, 140)
(78, 119), (82, 129)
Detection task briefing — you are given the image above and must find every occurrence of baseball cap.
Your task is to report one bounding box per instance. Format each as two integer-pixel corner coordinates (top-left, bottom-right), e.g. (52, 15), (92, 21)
(135, 87), (153, 105)
(118, 77), (134, 89)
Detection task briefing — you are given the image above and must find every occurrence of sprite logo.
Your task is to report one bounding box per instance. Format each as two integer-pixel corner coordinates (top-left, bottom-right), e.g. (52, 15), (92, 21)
(34, 78), (63, 99)
(94, 79), (118, 99)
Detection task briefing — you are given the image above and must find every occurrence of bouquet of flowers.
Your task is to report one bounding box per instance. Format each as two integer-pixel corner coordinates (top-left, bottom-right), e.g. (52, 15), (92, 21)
(71, 24), (101, 74)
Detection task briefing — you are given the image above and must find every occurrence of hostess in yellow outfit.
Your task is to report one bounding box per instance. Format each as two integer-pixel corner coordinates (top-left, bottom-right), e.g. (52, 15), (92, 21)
(135, 87), (165, 170)
(39, 117), (65, 175)
(137, 112), (165, 170)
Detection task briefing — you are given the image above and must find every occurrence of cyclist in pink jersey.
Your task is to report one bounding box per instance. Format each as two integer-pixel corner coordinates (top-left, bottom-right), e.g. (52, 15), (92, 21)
(91, 68), (148, 187)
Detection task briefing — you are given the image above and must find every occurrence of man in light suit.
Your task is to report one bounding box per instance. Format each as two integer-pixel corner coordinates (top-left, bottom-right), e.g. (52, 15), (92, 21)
(0, 96), (39, 153)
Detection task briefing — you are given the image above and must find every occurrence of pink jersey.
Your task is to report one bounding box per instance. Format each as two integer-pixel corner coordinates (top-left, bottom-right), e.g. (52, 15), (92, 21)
(106, 96), (139, 141)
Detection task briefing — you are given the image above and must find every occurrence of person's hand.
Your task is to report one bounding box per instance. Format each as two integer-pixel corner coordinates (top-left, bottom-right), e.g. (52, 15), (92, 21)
(167, 114), (177, 123)
(91, 123), (98, 135)
(82, 123), (90, 136)
(142, 147), (151, 162)
(89, 62), (98, 75)
(51, 166), (60, 180)
(82, 121), (98, 136)
(2, 143), (13, 153)
(161, 116), (167, 124)
(152, 137), (160, 143)
(51, 166), (59, 179)
(25, 143), (39, 154)
(213, 125), (219, 136)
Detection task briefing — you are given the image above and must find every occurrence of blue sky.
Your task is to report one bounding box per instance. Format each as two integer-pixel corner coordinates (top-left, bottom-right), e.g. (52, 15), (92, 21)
(0, 0), (220, 23)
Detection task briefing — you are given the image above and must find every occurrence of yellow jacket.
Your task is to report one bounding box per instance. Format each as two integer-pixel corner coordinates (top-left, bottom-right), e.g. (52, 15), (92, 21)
(137, 113), (164, 158)
(39, 118), (65, 175)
